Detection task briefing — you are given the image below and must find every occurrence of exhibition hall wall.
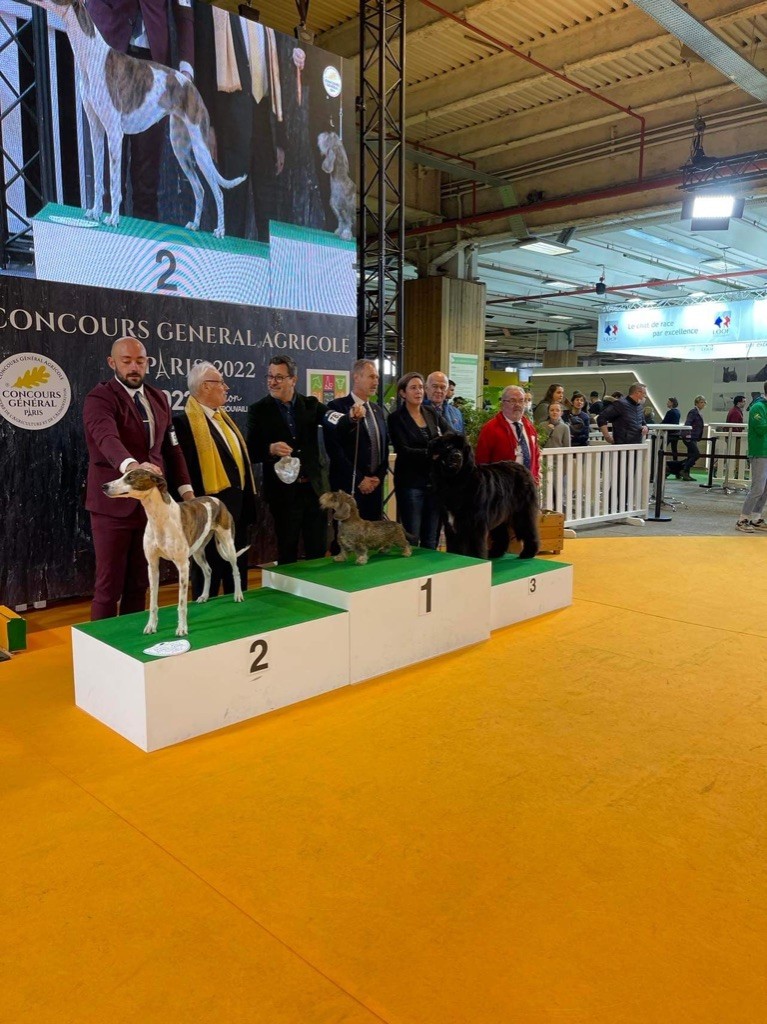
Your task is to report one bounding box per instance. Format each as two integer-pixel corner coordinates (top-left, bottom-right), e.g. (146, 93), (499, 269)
(0, 4), (357, 606)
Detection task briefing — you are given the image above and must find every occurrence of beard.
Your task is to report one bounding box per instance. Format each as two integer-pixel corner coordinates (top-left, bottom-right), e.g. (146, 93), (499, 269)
(114, 369), (145, 390)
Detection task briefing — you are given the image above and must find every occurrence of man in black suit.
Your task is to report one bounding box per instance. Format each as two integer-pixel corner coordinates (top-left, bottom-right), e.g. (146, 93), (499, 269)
(173, 361), (256, 597)
(323, 359), (388, 521)
(246, 355), (329, 565)
(194, 6), (286, 241)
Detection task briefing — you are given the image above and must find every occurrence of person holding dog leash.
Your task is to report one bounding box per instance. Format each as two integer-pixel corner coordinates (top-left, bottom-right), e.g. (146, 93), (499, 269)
(83, 337), (194, 621)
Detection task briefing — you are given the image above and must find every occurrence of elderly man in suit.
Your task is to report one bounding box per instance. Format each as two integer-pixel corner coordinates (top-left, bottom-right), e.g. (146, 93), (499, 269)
(323, 359), (388, 522)
(173, 361), (257, 599)
(86, 0), (194, 222)
(83, 337), (193, 620)
(424, 370), (464, 433)
(475, 385), (541, 485)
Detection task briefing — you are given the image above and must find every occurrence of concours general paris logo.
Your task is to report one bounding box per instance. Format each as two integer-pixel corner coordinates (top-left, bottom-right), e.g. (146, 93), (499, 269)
(0, 352), (71, 430)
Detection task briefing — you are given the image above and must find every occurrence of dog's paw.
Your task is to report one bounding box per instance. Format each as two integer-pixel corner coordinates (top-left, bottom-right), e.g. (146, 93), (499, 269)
(402, 546), (412, 557)
(332, 553), (347, 562)
(195, 595), (208, 604)
(175, 624), (189, 637)
(233, 593), (244, 602)
(104, 211), (120, 228)
(84, 207), (101, 222)
(185, 220), (200, 233)
(355, 555), (369, 565)
(213, 226), (225, 239)
(143, 622), (158, 635)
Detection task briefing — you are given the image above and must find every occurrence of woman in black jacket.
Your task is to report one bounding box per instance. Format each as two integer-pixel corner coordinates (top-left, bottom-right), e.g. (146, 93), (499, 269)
(388, 371), (450, 549)
(563, 391), (590, 447)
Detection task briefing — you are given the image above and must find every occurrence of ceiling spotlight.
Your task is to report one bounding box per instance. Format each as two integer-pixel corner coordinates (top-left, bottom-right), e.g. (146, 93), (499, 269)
(595, 271), (606, 296)
(516, 238), (577, 256)
(681, 193), (745, 231)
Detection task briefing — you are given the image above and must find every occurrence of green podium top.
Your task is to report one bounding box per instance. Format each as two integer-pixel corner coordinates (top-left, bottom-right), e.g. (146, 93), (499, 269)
(490, 555), (570, 586)
(266, 547), (488, 593)
(72, 587), (343, 661)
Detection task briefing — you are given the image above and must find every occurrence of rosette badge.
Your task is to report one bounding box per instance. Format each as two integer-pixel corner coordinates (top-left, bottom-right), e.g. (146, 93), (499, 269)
(0, 353), (71, 430)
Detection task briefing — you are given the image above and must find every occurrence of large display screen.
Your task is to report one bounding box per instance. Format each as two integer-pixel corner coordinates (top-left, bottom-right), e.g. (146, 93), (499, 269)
(0, 0), (356, 315)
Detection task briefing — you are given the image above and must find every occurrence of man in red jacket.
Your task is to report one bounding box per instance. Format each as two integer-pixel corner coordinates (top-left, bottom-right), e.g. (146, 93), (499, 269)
(83, 338), (193, 620)
(475, 385), (541, 484)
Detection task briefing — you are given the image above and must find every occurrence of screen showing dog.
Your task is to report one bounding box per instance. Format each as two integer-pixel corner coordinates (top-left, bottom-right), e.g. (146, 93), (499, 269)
(0, 0), (356, 308)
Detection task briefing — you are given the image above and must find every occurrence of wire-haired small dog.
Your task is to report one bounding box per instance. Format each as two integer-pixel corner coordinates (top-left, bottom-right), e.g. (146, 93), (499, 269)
(319, 491), (412, 565)
(317, 132), (355, 241)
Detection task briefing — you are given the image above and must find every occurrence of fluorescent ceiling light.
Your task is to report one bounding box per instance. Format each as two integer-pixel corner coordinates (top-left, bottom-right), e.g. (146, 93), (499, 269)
(689, 290), (707, 297)
(543, 279), (574, 289)
(550, 314), (574, 320)
(516, 238), (577, 256)
(692, 195), (735, 218)
(704, 258), (737, 270)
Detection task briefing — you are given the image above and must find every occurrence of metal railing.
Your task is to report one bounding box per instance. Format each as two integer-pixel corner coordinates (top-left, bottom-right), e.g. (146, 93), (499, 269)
(540, 441), (651, 528)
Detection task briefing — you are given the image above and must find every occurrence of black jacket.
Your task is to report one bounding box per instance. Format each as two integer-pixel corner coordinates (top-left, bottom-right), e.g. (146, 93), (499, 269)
(388, 404), (450, 489)
(247, 393), (327, 502)
(597, 396), (646, 444)
(323, 393), (389, 493)
(173, 411), (256, 527)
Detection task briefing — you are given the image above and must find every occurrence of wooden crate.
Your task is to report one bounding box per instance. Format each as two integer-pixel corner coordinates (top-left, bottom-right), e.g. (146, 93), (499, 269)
(508, 511), (565, 556)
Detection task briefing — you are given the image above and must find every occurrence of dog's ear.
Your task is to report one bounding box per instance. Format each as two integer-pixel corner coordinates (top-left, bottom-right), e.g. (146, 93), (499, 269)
(155, 475), (172, 504)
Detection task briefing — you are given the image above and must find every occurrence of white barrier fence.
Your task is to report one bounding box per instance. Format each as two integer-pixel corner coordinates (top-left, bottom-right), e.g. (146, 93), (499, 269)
(540, 442), (651, 528)
(647, 422), (750, 490)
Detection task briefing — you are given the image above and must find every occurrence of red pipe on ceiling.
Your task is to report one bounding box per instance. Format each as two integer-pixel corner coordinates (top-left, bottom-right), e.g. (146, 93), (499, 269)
(406, 172), (683, 238)
(416, 0), (647, 182)
(486, 266), (767, 305)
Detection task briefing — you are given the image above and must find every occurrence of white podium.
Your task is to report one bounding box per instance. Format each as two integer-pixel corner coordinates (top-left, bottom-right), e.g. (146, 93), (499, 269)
(32, 203), (270, 306)
(490, 555), (573, 631)
(263, 548), (491, 683)
(72, 588), (349, 752)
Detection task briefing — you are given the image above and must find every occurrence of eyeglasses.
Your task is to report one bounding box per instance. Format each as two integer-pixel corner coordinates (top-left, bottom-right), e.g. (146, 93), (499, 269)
(266, 374), (292, 383)
(202, 379), (228, 388)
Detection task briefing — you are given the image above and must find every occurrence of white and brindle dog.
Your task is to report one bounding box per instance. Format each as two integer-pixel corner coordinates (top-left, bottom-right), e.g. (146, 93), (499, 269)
(103, 468), (247, 636)
(30, 0), (245, 237)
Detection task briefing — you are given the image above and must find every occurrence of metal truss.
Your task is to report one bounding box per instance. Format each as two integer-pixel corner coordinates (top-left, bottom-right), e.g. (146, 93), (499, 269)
(681, 149), (767, 192)
(0, 5), (54, 267)
(358, 0), (405, 394)
(604, 286), (767, 312)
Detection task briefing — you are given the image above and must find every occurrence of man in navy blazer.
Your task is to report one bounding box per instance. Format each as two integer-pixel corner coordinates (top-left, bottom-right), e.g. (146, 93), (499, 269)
(323, 359), (388, 521)
(83, 338), (193, 620)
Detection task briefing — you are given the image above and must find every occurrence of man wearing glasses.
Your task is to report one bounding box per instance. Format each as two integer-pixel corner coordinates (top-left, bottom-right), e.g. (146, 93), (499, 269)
(174, 361), (257, 597)
(246, 355), (330, 564)
(475, 385), (541, 485)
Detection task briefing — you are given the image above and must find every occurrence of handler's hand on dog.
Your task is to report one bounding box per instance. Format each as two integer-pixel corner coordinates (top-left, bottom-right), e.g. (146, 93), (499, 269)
(138, 461), (163, 475)
(270, 442), (293, 458)
(181, 492), (196, 502)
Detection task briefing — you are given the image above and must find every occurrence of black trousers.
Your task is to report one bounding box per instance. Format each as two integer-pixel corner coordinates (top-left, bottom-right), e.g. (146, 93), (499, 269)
(682, 438), (700, 473)
(270, 484), (328, 565)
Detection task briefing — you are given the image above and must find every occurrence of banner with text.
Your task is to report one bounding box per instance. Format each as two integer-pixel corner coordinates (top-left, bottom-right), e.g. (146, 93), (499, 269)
(0, 276), (354, 607)
(599, 297), (767, 360)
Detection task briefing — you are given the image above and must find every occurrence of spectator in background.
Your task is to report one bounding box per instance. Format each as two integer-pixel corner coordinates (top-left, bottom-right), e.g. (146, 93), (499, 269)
(736, 382), (767, 533)
(727, 395), (746, 431)
(588, 390), (604, 416)
(679, 396), (707, 481)
(564, 392), (590, 447)
(541, 403), (571, 448)
(534, 383), (564, 424)
(597, 383), (649, 444)
(524, 390), (534, 418)
(662, 397), (681, 462)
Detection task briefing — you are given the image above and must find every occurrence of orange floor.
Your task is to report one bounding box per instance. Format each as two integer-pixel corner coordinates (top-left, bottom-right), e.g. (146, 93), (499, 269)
(3, 537), (766, 1023)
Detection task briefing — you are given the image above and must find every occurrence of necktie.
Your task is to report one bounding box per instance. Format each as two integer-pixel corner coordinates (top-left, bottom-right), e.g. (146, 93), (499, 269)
(213, 410), (245, 485)
(364, 402), (381, 472)
(133, 391), (151, 446)
(514, 421), (531, 470)
(247, 21), (268, 104)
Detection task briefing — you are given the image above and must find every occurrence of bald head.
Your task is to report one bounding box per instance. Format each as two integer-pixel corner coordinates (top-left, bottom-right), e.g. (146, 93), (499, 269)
(425, 371), (449, 407)
(108, 337), (149, 390)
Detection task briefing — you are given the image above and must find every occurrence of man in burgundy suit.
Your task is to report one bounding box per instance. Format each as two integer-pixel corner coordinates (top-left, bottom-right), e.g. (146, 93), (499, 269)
(83, 337), (193, 620)
(86, 0), (195, 221)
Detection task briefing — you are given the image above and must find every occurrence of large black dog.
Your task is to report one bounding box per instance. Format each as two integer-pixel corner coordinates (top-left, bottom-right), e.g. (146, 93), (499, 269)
(429, 432), (540, 559)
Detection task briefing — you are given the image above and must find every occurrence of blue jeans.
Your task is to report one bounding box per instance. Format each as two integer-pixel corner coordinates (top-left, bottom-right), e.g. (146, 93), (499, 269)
(397, 486), (441, 549)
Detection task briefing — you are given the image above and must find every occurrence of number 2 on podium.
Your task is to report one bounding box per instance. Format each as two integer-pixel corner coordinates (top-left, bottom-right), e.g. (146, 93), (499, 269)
(419, 577), (432, 615)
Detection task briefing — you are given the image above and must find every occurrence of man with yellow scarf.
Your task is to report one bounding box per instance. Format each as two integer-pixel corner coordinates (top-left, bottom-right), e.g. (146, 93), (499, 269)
(174, 361), (257, 598)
